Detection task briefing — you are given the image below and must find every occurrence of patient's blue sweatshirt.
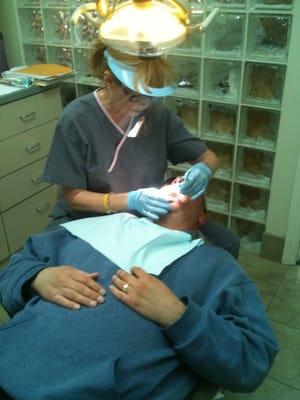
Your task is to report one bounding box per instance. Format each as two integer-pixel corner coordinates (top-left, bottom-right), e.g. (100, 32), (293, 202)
(0, 228), (278, 400)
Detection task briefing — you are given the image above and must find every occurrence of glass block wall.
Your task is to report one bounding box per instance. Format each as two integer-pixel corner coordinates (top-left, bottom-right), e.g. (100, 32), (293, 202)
(15, 0), (295, 253)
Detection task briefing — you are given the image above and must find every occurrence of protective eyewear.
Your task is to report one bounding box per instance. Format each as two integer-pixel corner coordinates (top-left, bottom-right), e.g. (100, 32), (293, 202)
(110, 69), (158, 102)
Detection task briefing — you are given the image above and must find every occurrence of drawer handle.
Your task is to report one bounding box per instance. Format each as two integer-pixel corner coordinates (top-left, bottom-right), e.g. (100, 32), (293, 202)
(31, 176), (43, 185)
(20, 111), (36, 122)
(25, 142), (41, 154)
(36, 202), (50, 215)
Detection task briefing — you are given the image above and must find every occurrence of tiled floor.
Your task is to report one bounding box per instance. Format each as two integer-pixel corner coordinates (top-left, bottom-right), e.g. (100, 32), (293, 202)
(224, 250), (300, 399)
(0, 250), (300, 399)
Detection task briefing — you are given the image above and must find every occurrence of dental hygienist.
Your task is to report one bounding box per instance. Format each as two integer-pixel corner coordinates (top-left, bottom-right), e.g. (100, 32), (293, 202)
(43, 41), (218, 224)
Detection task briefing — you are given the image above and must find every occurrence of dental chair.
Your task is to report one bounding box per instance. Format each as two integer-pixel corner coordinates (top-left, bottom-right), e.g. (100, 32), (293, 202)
(0, 186), (221, 399)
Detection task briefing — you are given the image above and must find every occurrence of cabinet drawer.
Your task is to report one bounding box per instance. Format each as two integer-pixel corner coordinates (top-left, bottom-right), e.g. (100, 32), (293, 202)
(0, 158), (50, 211)
(0, 217), (9, 262)
(0, 120), (56, 178)
(0, 88), (61, 142)
(3, 185), (57, 253)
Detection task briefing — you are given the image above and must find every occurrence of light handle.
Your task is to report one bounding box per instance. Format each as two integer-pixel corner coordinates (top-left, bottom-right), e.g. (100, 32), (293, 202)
(187, 7), (219, 33)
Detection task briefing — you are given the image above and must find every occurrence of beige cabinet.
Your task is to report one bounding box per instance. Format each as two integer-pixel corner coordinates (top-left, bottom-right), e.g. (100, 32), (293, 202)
(0, 120), (56, 177)
(3, 185), (58, 253)
(0, 87), (61, 261)
(0, 89), (61, 142)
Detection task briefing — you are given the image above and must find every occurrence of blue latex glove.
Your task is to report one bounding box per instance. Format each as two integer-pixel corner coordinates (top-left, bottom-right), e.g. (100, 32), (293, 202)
(180, 162), (212, 200)
(127, 188), (171, 220)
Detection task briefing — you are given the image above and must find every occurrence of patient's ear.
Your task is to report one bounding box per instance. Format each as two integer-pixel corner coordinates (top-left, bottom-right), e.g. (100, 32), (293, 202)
(198, 215), (207, 226)
(197, 197), (207, 226)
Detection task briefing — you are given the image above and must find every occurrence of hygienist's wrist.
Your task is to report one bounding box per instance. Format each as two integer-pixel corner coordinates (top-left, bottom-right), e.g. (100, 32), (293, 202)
(107, 192), (129, 213)
(199, 162), (213, 178)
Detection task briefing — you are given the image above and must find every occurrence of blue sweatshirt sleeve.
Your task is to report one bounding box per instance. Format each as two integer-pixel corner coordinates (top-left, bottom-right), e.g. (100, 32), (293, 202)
(163, 280), (278, 393)
(0, 228), (67, 316)
(0, 238), (48, 316)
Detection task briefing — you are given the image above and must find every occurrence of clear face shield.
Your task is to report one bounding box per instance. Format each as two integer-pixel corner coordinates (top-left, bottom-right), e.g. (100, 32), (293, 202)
(109, 69), (160, 106)
(103, 50), (176, 99)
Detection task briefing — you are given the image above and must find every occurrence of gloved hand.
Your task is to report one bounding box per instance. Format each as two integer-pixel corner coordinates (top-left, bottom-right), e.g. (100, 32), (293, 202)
(127, 188), (171, 220)
(179, 162), (212, 200)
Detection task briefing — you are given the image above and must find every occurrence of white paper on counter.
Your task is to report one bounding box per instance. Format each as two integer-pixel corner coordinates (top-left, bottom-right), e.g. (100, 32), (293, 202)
(0, 83), (23, 96)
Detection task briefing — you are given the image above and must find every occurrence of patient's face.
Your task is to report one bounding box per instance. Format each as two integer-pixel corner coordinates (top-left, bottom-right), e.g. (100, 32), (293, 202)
(157, 177), (204, 232)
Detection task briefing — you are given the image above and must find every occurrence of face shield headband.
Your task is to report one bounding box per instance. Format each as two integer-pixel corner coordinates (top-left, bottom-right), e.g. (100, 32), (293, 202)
(103, 50), (175, 97)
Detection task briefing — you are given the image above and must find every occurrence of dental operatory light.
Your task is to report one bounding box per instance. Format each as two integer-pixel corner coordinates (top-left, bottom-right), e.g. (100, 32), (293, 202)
(71, 0), (219, 57)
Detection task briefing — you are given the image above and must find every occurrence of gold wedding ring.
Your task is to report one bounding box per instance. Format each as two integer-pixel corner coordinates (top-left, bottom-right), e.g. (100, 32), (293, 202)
(122, 283), (129, 294)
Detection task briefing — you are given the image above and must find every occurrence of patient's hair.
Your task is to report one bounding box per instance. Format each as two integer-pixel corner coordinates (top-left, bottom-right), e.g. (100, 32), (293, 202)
(89, 40), (174, 91)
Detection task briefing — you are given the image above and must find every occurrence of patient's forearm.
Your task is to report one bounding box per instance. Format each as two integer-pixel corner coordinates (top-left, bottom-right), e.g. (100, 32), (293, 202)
(0, 246), (47, 315)
(163, 294), (278, 392)
(63, 188), (128, 214)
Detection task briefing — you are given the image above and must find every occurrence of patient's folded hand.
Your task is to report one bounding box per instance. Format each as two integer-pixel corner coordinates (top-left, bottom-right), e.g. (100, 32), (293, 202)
(109, 267), (186, 327)
(31, 265), (105, 310)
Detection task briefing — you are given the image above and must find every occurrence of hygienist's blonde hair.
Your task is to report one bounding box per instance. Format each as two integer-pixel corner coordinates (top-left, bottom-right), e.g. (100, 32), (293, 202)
(89, 40), (174, 91)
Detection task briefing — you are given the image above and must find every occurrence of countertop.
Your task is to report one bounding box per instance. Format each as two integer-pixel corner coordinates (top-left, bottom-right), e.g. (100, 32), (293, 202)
(0, 83), (58, 106)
